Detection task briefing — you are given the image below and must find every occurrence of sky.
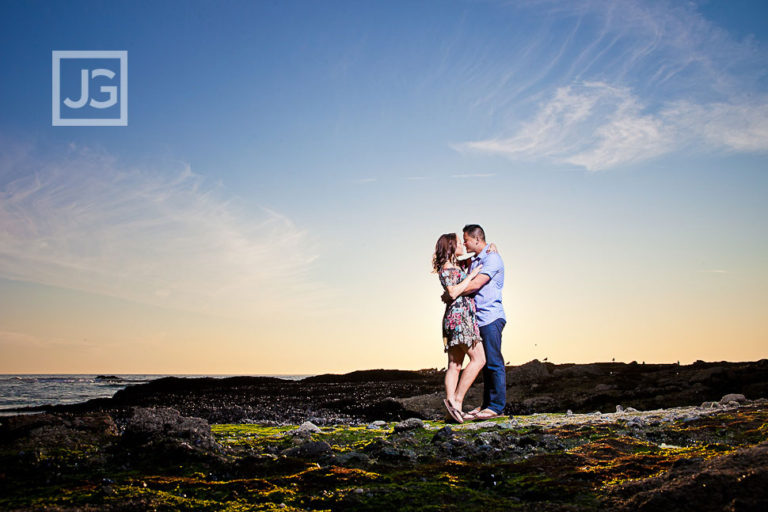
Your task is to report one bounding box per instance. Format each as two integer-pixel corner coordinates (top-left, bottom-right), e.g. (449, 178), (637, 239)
(0, 0), (766, 374)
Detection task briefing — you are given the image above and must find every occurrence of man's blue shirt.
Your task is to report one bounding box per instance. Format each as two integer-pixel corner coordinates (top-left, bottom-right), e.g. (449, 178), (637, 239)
(469, 244), (506, 327)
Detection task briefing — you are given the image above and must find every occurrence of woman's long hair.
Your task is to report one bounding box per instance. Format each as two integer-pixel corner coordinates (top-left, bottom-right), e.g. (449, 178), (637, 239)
(432, 233), (458, 273)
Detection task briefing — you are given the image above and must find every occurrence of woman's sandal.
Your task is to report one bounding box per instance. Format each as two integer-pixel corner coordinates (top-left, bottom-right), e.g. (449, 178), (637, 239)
(443, 399), (464, 424)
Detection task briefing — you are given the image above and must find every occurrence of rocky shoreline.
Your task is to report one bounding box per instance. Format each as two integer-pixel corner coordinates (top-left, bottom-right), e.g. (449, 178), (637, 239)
(1, 360), (767, 510)
(6, 359), (768, 425)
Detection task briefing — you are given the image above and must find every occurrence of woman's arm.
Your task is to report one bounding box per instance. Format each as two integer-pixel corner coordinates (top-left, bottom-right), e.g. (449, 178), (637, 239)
(445, 265), (483, 300)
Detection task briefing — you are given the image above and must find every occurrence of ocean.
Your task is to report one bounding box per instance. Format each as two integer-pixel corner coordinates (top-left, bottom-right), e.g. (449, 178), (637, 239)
(0, 374), (311, 416)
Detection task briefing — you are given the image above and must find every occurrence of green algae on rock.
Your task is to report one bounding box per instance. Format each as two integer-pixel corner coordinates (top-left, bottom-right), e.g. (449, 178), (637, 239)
(1, 400), (767, 511)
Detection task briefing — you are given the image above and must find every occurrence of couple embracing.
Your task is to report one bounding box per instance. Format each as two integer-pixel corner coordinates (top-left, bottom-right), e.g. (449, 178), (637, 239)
(433, 224), (506, 423)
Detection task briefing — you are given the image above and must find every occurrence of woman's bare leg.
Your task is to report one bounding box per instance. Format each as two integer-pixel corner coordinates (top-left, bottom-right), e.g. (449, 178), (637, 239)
(453, 342), (486, 410)
(445, 346), (466, 406)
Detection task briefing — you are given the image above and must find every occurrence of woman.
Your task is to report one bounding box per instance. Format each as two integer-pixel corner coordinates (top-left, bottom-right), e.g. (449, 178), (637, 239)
(433, 232), (486, 423)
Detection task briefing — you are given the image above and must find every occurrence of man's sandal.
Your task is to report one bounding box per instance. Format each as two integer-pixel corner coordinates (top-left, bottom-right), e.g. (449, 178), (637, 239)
(472, 409), (505, 421)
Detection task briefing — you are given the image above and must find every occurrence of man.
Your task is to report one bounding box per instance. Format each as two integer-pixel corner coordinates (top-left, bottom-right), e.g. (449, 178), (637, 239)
(456, 224), (507, 419)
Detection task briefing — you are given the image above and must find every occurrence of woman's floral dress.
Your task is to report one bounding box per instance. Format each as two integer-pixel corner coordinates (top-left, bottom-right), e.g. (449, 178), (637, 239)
(439, 266), (482, 352)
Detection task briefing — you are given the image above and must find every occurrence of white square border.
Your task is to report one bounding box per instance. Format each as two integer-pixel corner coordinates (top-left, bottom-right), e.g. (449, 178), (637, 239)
(52, 50), (128, 126)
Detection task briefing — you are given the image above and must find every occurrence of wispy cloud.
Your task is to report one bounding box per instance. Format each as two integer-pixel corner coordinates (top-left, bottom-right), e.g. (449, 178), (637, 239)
(456, 0), (768, 170)
(352, 178), (377, 184)
(0, 137), (326, 318)
(459, 82), (768, 170)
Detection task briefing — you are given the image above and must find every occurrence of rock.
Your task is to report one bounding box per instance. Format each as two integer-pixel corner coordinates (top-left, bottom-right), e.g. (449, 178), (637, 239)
(625, 407), (638, 412)
(522, 396), (556, 412)
(393, 418), (424, 432)
(720, 393), (746, 404)
(363, 438), (416, 462)
(595, 383), (616, 392)
(700, 401), (719, 409)
(626, 417), (645, 428)
(296, 421), (321, 434)
(120, 406), (221, 453)
(498, 419), (519, 429)
(431, 426), (453, 443)
(461, 421), (496, 431)
(506, 359), (552, 385)
(603, 440), (768, 511)
(283, 441), (332, 459)
(0, 411), (118, 451)
(616, 405), (624, 413)
(513, 435), (537, 448)
(688, 366), (725, 384)
(333, 451), (370, 466)
(477, 432), (502, 446)
(552, 363), (605, 378)
(540, 434), (562, 450)
(566, 410), (574, 416)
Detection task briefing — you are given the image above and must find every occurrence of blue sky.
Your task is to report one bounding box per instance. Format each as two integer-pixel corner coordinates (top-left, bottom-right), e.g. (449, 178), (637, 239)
(0, 0), (766, 373)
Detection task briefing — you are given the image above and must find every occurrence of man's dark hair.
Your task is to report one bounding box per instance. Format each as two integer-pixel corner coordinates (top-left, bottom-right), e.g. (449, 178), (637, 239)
(463, 224), (486, 241)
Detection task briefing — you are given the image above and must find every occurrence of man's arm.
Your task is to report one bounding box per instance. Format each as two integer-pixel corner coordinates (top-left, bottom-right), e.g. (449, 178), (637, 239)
(459, 273), (490, 296)
(461, 252), (503, 297)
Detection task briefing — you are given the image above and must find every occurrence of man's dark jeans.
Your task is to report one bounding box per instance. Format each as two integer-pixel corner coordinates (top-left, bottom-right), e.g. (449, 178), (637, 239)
(479, 317), (506, 414)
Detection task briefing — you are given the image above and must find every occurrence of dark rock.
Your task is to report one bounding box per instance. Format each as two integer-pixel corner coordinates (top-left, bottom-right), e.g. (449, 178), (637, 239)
(0, 411), (117, 451)
(689, 367), (725, 384)
(283, 441), (332, 459)
(720, 393), (747, 404)
(514, 435), (538, 448)
(506, 359), (553, 385)
(522, 396), (556, 412)
(476, 431), (503, 447)
(363, 438), (417, 462)
(604, 440), (768, 511)
(119, 406), (221, 454)
(334, 451), (370, 466)
(552, 363), (605, 378)
(302, 369), (428, 384)
(431, 426), (454, 443)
